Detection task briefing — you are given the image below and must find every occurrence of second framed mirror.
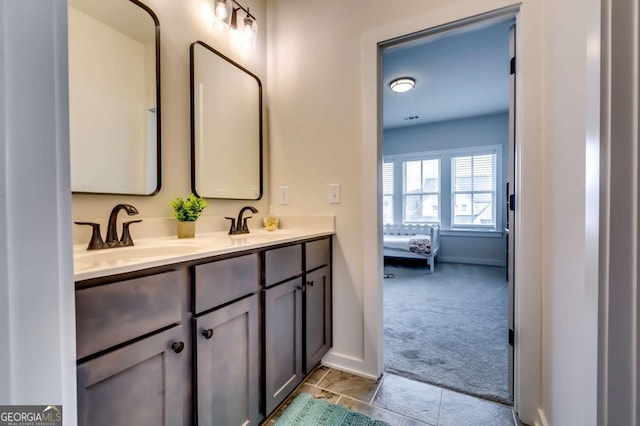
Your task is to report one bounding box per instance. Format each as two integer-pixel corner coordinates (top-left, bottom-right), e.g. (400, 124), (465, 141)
(190, 41), (263, 200)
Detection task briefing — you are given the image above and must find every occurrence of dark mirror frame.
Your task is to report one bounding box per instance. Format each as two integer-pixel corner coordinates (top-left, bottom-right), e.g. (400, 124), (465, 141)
(189, 40), (263, 200)
(71, 0), (162, 196)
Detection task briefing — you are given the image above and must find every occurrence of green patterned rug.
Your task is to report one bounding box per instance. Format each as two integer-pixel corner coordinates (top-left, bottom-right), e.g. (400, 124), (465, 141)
(276, 393), (391, 426)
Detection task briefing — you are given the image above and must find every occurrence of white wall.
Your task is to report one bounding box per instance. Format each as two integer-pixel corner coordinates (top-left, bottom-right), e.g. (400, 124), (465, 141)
(71, 0), (268, 242)
(384, 113), (509, 266)
(268, 0), (599, 425)
(0, 1), (77, 424)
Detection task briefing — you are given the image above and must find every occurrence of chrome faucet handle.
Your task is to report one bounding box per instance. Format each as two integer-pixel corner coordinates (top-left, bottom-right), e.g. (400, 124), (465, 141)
(74, 222), (104, 250)
(224, 217), (237, 235)
(120, 220), (143, 247)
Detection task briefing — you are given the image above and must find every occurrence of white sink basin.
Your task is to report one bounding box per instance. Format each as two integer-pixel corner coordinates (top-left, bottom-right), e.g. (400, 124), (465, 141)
(74, 244), (201, 272)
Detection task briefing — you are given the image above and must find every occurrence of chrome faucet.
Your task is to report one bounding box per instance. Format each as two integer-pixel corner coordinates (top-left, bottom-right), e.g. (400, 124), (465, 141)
(74, 204), (141, 250)
(225, 206), (258, 235)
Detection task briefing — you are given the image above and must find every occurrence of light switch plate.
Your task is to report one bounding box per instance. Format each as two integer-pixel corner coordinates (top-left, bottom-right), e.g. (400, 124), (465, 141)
(279, 186), (289, 204)
(328, 183), (341, 204)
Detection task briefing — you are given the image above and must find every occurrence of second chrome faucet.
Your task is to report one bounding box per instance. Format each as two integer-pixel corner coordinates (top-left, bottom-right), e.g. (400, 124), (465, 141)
(225, 206), (258, 235)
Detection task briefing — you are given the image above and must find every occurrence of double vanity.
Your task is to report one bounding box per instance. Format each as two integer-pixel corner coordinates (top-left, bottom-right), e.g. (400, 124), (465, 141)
(74, 227), (334, 425)
(68, 0), (325, 423)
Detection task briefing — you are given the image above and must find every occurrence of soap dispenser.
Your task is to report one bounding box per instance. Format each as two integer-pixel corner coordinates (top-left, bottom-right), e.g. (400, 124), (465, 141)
(263, 206), (279, 231)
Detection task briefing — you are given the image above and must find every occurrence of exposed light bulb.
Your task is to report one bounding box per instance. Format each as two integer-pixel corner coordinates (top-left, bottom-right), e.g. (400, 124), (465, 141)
(214, 0), (228, 20)
(242, 15), (254, 40)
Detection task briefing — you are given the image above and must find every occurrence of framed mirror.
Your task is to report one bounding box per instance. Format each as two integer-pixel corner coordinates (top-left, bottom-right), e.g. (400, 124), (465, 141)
(190, 41), (263, 200)
(68, 0), (161, 195)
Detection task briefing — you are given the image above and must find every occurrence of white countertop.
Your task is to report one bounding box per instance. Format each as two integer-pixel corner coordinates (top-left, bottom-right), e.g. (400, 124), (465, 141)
(73, 228), (334, 282)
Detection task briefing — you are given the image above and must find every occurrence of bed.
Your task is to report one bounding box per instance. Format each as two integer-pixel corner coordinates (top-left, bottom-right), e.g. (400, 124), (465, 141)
(383, 224), (440, 273)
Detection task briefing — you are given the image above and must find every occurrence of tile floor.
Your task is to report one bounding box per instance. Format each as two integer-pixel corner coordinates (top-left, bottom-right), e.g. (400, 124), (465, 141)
(265, 366), (517, 426)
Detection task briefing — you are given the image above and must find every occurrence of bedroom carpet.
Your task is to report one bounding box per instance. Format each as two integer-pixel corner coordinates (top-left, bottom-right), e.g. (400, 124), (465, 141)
(383, 262), (512, 405)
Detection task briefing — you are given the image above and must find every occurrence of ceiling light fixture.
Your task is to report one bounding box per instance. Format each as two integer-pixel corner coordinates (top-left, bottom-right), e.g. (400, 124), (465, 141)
(389, 77), (416, 93)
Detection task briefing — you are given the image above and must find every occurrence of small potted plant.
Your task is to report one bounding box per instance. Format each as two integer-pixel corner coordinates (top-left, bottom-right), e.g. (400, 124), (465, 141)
(171, 194), (208, 238)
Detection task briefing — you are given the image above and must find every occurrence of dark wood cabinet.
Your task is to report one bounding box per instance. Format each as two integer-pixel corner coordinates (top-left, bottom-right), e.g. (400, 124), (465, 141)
(194, 294), (259, 425)
(77, 325), (186, 426)
(264, 278), (304, 414)
(263, 237), (333, 413)
(75, 235), (332, 425)
(304, 265), (332, 373)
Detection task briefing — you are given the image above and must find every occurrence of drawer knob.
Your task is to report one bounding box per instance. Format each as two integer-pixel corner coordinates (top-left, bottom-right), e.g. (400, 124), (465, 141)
(307, 280), (314, 287)
(202, 329), (214, 340)
(172, 341), (185, 353)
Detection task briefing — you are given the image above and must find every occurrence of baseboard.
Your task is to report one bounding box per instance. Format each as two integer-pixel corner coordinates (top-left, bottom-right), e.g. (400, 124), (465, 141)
(438, 256), (506, 267)
(320, 352), (380, 381)
(534, 408), (549, 426)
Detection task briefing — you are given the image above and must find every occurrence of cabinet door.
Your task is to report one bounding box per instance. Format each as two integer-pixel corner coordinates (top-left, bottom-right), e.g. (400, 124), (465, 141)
(304, 266), (332, 373)
(264, 278), (303, 414)
(195, 295), (259, 425)
(77, 325), (186, 426)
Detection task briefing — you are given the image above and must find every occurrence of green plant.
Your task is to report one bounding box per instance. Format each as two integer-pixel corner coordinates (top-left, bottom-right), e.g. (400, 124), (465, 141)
(171, 194), (208, 222)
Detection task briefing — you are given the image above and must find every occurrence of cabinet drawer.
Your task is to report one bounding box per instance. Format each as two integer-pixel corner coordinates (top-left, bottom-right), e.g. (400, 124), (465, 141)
(76, 270), (182, 360)
(264, 244), (302, 286)
(193, 254), (258, 314)
(305, 238), (331, 271)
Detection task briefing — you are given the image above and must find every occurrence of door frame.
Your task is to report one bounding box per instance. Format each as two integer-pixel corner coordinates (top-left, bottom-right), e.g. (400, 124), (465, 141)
(359, 2), (543, 423)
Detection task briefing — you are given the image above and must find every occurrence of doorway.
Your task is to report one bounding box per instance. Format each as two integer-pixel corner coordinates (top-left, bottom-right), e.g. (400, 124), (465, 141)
(361, 4), (543, 422)
(379, 14), (517, 406)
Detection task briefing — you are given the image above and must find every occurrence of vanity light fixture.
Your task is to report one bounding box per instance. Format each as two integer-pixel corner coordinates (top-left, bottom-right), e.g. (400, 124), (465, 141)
(389, 77), (416, 93)
(209, 0), (257, 49)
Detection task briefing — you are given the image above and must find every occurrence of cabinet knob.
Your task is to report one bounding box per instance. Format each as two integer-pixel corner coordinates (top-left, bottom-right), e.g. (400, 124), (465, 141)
(307, 280), (314, 287)
(171, 341), (185, 353)
(296, 285), (303, 291)
(202, 329), (214, 340)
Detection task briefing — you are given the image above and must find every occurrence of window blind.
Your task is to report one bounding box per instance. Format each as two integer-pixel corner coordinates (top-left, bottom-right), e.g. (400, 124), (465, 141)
(452, 153), (496, 227)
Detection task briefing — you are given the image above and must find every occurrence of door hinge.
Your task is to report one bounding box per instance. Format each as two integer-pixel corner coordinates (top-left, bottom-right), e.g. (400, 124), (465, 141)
(509, 194), (516, 211)
(510, 57), (516, 75)
(509, 328), (515, 346)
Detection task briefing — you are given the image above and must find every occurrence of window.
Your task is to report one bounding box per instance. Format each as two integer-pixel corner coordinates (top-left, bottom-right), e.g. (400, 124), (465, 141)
(403, 158), (440, 223)
(383, 162), (394, 225)
(452, 153), (496, 227)
(384, 145), (500, 232)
